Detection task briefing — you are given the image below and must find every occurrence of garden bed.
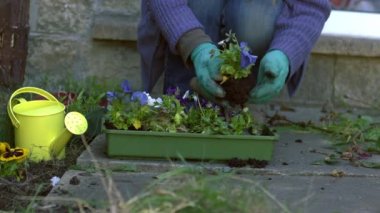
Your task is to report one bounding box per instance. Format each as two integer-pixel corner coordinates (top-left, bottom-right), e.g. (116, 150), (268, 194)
(105, 128), (278, 161)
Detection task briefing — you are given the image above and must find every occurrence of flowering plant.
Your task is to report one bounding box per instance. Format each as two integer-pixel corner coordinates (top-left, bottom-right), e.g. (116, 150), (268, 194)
(218, 31), (258, 82)
(0, 142), (29, 180)
(105, 80), (268, 135)
(0, 142), (29, 163)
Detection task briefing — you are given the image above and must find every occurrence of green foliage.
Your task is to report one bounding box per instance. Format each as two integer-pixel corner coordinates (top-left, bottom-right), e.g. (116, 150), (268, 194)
(107, 98), (151, 130)
(124, 167), (289, 213)
(106, 93), (188, 132)
(147, 95), (187, 132)
(0, 160), (28, 180)
(64, 76), (109, 115)
(321, 114), (380, 145)
(106, 87), (263, 135)
(185, 107), (229, 134)
(185, 106), (255, 135)
(229, 108), (254, 135)
(218, 32), (254, 80)
(66, 89), (105, 115)
(269, 111), (380, 167)
(310, 113), (380, 167)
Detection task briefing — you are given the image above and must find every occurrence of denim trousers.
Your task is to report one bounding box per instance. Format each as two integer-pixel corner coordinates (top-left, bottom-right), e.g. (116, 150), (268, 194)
(163, 0), (283, 94)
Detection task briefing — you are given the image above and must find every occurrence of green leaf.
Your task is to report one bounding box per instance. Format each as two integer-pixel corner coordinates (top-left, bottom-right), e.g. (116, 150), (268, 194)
(311, 160), (324, 165)
(360, 161), (380, 169)
(324, 154), (339, 165)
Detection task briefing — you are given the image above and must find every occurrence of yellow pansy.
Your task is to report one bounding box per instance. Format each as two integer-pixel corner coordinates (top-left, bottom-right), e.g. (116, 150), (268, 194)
(132, 119), (142, 130)
(0, 142), (10, 154)
(0, 147), (29, 162)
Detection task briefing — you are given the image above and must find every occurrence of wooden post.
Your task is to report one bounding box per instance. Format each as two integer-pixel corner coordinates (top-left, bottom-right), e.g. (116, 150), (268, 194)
(0, 0), (29, 89)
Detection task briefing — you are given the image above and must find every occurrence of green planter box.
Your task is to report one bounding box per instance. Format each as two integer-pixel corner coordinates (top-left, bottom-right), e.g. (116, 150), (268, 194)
(106, 129), (278, 161)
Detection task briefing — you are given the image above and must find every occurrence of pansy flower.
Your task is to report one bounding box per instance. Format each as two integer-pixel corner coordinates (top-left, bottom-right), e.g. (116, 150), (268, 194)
(0, 147), (29, 162)
(0, 142), (10, 154)
(165, 86), (180, 96)
(131, 91), (148, 105)
(121, 80), (132, 93)
(106, 91), (117, 103)
(240, 42), (258, 69)
(144, 92), (162, 107)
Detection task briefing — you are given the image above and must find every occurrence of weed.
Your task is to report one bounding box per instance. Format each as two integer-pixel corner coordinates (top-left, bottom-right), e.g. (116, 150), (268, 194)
(122, 167), (291, 213)
(268, 111), (380, 167)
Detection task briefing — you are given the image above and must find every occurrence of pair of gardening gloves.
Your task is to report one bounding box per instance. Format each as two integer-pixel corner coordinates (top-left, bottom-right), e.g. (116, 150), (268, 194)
(190, 42), (289, 105)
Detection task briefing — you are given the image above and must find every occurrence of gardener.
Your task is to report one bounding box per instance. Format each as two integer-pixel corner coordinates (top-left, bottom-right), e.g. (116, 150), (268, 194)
(137, 0), (331, 104)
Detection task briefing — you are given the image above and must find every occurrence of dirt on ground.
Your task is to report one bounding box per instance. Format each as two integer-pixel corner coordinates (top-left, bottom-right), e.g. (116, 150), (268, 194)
(0, 136), (87, 211)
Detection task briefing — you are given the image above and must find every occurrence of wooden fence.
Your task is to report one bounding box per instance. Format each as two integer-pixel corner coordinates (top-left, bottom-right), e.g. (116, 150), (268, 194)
(0, 0), (29, 89)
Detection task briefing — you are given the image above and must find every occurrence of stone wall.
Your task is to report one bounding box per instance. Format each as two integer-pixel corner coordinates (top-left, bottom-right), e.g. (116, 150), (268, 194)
(26, 0), (142, 90)
(275, 11), (380, 109)
(25, 1), (380, 109)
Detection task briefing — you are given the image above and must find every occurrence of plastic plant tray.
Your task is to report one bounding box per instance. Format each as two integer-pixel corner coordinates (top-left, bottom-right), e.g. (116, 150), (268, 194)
(105, 128), (278, 161)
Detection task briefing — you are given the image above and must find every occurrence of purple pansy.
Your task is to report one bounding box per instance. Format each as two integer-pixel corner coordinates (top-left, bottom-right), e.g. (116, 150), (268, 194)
(121, 80), (132, 93)
(106, 91), (117, 102)
(240, 42), (258, 69)
(131, 91), (148, 105)
(165, 86), (179, 96)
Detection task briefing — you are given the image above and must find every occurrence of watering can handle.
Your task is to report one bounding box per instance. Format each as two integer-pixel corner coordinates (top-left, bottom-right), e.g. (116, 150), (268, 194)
(7, 87), (61, 128)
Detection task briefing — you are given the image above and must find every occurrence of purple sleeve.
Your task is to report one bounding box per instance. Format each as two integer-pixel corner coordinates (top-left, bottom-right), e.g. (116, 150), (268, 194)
(148, 0), (204, 54)
(270, 0), (331, 77)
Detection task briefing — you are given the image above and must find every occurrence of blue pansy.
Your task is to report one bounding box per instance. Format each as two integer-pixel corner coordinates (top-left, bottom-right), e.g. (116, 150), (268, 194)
(240, 42), (258, 69)
(121, 80), (132, 93)
(106, 91), (117, 102)
(131, 91), (148, 105)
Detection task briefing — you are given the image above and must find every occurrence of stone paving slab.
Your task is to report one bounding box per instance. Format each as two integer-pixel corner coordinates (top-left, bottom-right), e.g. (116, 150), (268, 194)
(47, 170), (155, 209)
(76, 106), (380, 177)
(47, 106), (380, 211)
(77, 131), (380, 177)
(48, 170), (380, 213)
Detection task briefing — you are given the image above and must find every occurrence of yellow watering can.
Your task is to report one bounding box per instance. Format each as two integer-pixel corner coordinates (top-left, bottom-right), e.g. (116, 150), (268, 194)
(7, 87), (88, 162)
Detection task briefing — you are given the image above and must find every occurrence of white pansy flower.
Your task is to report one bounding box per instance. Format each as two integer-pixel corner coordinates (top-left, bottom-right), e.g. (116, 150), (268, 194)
(218, 39), (227, 46)
(206, 102), (213, 108)
(143, 91), (163, 107)
(155, 97), (163, 104)
(193, 94), (198, 102)
(182, 90), (190, 100)
(144, 92), (155, 106)
(50, 176), (61, 187)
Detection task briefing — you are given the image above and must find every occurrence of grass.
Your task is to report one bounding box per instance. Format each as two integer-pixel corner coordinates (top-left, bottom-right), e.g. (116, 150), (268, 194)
(121, 167), (291, 213)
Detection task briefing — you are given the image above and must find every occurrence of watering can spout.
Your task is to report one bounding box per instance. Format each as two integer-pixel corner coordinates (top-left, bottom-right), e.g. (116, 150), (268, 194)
(49, 129), (73, 158)
(50, 111), (89, 158)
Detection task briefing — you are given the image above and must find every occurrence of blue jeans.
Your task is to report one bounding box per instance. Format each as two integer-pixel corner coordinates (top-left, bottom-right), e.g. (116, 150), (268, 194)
(163, 0), (283, 94)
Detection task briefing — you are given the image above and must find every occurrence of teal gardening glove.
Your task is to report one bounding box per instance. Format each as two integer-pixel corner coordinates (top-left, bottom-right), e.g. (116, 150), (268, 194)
(249, 50), (289, 104)
(191, 43), (225, 100)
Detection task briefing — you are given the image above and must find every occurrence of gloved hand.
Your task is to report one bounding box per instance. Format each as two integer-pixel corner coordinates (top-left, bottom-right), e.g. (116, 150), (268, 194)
(189, 77), (229, 107)
(191, 43), (225, 100)
(249, 50), (289, 104)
